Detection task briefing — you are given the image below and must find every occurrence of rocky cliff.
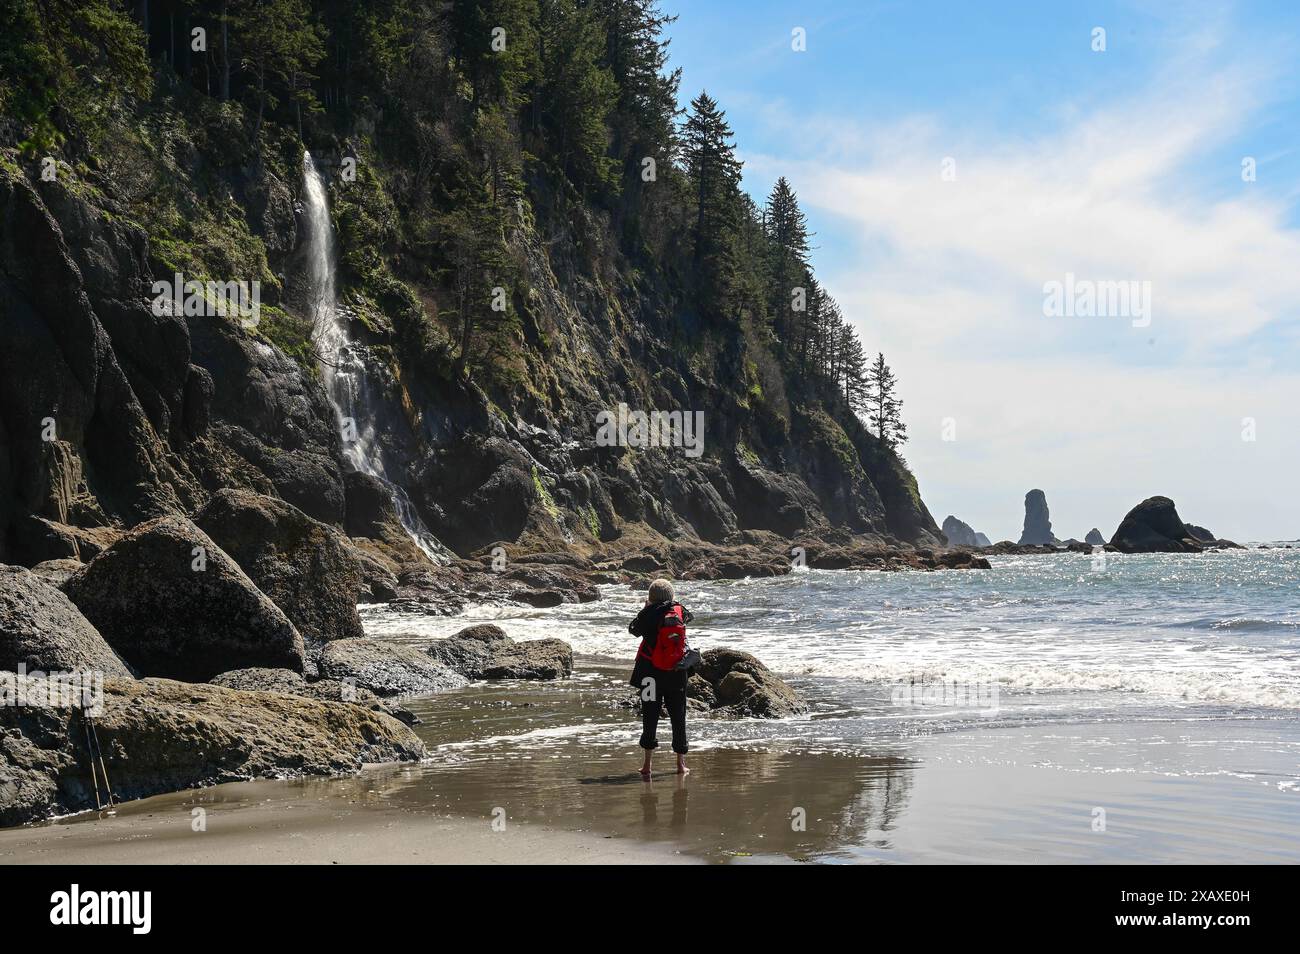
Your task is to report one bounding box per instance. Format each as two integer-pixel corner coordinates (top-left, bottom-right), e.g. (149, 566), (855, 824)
(0, 6), (942, 571)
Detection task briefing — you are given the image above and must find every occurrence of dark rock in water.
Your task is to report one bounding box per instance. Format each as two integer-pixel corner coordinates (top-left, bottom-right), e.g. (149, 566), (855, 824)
(941, 515), (981, 547)
(973, 532), (992, 547)
(64, 516), (306, 680)
(316, 638), (467, 697)
(510, 587), (566, 608)
(0, 671), (424, 828)
(1185, 524), (1216, 543)
(1110, 496), (1202, 553)
(0, 565), (133, 678)
(1084, 528), (1106, 546)
(425, 625), (572, 680)
(196, 489), (363, 642)
(209, 667), (418, 725)
(686, 648), (806, 719)
(480, 639), (572, 680)
(1017, 489), (1058, 546)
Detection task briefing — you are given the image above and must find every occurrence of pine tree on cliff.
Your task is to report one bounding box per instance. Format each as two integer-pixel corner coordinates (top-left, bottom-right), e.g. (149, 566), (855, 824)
(764, 176), (812, 342)
(867, 352), (908, 448)
(534, 0), (618, 194)
(595, 0), (681, 166)
(681, 91), (742, 316)
(448, 0), (539, 108)
(235, 0), (325, 137)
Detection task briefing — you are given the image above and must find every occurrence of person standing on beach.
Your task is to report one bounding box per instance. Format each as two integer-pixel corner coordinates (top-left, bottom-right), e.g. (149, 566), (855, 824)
(629, 578), (694, 777)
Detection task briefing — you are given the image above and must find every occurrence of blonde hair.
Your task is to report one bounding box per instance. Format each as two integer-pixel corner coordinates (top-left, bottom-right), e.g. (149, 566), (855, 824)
(648, 578), (674, 604)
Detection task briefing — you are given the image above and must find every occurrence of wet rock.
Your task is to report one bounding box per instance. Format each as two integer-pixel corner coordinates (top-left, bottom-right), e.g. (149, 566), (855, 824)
(316, 638), (467, 697)
(479, 639), (572, 680)
(196, 489), (363, 642)
(1017, 489), (1058, 546)
(510, 588), (566, 608)
(0, 565), (132, 678)
(687, 648), (806, 718)
(0, 670), (424, 828)
(426, 625), (572, 680)
(209, 667), (418, 726)
(352, 547), (400, 603)
(64, 516), (306, 681)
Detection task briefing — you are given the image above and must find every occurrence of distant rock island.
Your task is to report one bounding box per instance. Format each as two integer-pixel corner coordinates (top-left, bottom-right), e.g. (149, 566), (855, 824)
(942, 515), (991, 548)
(1084, 528), (1105, 545)
(1110, 497), (1241, 552)
(1017, 490), (1059, 546)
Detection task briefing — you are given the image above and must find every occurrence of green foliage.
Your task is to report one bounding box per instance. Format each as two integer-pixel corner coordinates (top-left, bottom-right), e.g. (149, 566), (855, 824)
(0, 0), (151, 154)
(867, 352), (908, 448)
(235, 0), (325, 132)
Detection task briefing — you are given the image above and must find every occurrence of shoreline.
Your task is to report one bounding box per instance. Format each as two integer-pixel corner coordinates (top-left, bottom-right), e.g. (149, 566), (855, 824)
(0, 773), (699, 865)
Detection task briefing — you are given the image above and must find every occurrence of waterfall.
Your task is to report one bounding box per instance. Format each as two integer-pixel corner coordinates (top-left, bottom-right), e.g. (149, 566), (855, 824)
(301, 152), (450, 564)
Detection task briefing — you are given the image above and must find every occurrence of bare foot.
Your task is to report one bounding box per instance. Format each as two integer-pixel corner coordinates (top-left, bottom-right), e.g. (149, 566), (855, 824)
(676, 762), (690, 776)
(639, 765), (652, 779)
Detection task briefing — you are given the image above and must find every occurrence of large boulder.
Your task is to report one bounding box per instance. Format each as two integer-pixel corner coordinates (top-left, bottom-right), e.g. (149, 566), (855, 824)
(195, 489), (363, 642)
(0, 671), (424, 828)
(63, 516), (306, 680)
(316, 638), (467, 698)
(1110, 496), (1202, 553)
(209, 667), (417, 726)
(0, 565), (132, 678)
(687, 648), (806, 718)
(1017, 489), (1058, 545)
(425, 625), (573, 680)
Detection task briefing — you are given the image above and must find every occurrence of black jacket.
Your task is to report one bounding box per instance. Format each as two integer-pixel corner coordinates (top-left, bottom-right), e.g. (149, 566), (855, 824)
(628, 600), (694, 692)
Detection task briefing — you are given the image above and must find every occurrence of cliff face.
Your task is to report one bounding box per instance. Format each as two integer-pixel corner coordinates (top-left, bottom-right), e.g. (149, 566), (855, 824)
(0, 13), (942, 567)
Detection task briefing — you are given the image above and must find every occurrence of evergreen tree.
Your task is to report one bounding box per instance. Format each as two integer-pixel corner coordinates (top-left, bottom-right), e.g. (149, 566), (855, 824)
(534, 0), (618, 194)
(235, 0), (325, 136)
(764, 176), (812, 342)
(681, 91), (742, 317)
(866, 352), (908, 448)
(0, 0), (151, 153)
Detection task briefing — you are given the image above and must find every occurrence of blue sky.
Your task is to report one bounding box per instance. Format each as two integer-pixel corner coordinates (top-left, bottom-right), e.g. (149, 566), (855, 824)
(661, 0), (1300, 541)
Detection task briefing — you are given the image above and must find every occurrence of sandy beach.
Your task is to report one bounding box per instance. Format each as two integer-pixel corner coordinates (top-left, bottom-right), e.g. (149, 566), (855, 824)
(0, 773), (697, 865)
(5, 653), (1297, 865)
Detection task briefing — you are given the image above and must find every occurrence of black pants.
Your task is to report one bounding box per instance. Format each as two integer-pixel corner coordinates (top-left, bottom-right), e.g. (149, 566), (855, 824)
(640, 686), (688, 754)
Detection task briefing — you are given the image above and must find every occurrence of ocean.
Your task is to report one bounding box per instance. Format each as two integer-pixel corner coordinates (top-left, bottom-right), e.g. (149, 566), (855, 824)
(359, 547), (1300, 862)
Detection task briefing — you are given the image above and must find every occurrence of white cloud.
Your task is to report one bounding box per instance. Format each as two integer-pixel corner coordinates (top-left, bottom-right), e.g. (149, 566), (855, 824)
(743, 33), (1300, 540)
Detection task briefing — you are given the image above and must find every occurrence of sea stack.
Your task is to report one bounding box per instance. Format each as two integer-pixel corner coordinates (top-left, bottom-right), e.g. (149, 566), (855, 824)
(1017, 489), (1058, 545)
(1084, 528), (1105, 546)
(942, 515), (983, 548)
(1110, 496), (1201, 553)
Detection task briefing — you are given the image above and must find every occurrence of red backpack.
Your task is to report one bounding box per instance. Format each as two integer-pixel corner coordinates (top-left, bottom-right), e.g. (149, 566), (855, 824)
(642, 603), (687, 671)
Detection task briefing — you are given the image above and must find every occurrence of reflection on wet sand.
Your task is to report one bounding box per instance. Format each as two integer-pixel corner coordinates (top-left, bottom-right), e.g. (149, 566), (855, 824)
(382, 665), (917, 861)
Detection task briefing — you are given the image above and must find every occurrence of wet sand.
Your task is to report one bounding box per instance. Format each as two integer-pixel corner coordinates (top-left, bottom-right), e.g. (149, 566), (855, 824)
(3, 659), (1297, 864)
(0, 774), (697, 865)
